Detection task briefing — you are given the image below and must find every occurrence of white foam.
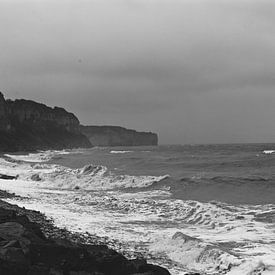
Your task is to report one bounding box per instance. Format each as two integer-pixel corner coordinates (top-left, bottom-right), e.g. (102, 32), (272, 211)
(150, 233), (241, 274)
(263, 150), (275, 155)
(19, 162), (170, 191)
(110, 150), (133, 154)
(5, 150), (71, 163)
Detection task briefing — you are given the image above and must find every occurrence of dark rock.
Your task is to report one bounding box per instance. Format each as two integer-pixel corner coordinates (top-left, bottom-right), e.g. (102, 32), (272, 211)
(0, 246), (28, 265)
(0, 208), (17, 223)
(0, 174), (18, 180)
(3, 240), (21, 249)
(129, 259), (170, 275)
(28, 263), (50, 275)
(0, 199), (171, 275)
(31, 174), (42, 181)
(0, 92), (92, 152)
(0, 257), (28, 275)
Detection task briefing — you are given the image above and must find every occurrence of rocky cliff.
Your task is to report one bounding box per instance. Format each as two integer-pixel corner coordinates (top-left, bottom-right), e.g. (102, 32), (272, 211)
(80, 125), (158, 147)
(0, 92), (91, 151)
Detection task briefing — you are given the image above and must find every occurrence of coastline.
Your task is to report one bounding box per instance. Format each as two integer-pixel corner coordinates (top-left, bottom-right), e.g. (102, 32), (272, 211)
(0, 188), (173, 275)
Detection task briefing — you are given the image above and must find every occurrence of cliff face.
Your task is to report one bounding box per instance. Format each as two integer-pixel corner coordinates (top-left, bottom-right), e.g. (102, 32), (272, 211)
(0, 92), (91, 152)
(80, 125), (158, 147)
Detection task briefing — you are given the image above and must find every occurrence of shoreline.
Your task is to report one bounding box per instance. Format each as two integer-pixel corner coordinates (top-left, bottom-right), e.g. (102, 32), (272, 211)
(0, 189), (173, 275)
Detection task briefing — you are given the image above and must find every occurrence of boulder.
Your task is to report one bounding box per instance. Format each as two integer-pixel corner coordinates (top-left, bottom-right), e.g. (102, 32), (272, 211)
(31, 174), (42, 181)
(0, 203), (171, 275)
(0, 174), (18, 180)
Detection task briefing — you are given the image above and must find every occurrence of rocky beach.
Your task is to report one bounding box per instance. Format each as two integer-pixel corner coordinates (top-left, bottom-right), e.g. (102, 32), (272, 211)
(0, 188), (172, 275)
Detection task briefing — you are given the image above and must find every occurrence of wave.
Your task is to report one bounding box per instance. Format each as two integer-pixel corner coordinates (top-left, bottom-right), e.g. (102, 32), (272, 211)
(4, 150), (71, 163)
(263, 150), (275, 154)
(3, 158), (169, 191)
(0, 149), (170, 191)
(110, 150), (133, 154)
(150, 232), (275, 275)
(174, 175), (275, 204)
(180, 175), (271, 184)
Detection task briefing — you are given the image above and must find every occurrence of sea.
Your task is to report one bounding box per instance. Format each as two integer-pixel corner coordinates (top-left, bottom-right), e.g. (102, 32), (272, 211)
(0, 144), (274, 275)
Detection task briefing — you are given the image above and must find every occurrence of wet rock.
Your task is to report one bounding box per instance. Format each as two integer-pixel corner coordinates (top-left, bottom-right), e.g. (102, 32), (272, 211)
(28, 263), (49, 275)
(0, 198), (171, 275)
(31, 174), (42, 181)
(0, 258), (28, 275)
(0, 208), (16, 223)
(0, 246), (28, 265)
(0, 174), (18, 180)
(172, 232), (199, 242)
(129, 259), (170, 275)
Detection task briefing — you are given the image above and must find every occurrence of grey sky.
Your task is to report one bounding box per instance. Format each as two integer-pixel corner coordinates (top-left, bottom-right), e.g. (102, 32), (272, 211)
(1, 0), (275, 144)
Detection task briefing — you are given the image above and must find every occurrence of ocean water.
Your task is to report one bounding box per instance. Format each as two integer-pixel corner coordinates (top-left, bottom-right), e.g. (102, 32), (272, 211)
(0, 144), (275, 274)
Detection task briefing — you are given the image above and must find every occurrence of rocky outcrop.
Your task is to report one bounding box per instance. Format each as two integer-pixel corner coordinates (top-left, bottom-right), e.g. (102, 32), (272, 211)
(0, 199), (171, 275)
(0, 92), (91, 151)
(80, 126), (158, 147)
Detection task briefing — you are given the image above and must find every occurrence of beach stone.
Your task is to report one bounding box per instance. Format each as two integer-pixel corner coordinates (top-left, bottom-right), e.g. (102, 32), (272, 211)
(172, 232), (199, 243)
(0, 197), (171, 275)
(31, 174), (42, 181)
(28, 263), (50, 275)
(0, 208), (16, 223)
(0, 174), (18, 180)
(0, 222), (26, 240)
(2, 239), (21, 249)
(129, 259), (170, 275)
(0, 246), (28, 265)
(0, 257), (28, 275)
(0, 222), (44, 253)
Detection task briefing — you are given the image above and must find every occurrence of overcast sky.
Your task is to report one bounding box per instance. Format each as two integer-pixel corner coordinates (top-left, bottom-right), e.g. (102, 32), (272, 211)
(1, 0), (275, 144)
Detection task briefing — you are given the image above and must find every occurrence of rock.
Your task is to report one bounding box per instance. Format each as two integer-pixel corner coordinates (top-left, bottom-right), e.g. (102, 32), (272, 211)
(0, 174), (18, 180)
(0, 257), (28, 275)
(0, 208), (16, 223)
(31, 174), (42, 181)
(0, 222), (44, 253)
(3, 240), (21, 249)
(172, 232), (199, 242)
(129, 259), (170, 275)
(0, 200), (171, 275)
(0, 92), (92, 152)
(0, 247), (28, 265)
(28, 263), (49, 275)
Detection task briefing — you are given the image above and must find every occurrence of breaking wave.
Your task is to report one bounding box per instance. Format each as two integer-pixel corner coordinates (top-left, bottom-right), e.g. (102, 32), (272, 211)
(110, 150), (133, 154)
(150, 231), (275, 275)
(4, 150), (72, 163)
(263, 150), (275, 154)
(0, 154), (169, 191)
(33, 164), (169, 191)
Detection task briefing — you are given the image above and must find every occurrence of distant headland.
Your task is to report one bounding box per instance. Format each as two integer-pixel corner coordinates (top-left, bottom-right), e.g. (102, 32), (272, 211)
(0, 92), (158, 151)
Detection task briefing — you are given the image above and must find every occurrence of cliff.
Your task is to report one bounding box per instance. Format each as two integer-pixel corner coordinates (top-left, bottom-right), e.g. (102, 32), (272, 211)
(0, 92), (91, 152)
(80, 125), (158, 147)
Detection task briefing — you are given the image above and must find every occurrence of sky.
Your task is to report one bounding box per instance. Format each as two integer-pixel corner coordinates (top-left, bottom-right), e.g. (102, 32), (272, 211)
(1, 0), (275, 144)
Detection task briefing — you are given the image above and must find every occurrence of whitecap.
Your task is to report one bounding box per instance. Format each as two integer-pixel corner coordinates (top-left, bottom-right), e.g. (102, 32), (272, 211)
(263, 150), (275, 155)
(110, 150), (133, 154)
(5, 150), (71, 163)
